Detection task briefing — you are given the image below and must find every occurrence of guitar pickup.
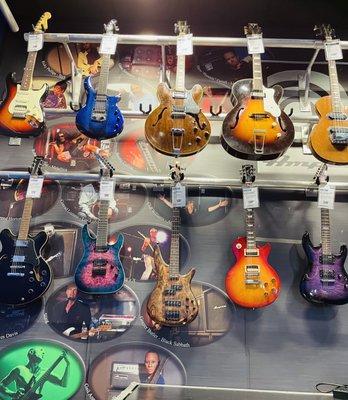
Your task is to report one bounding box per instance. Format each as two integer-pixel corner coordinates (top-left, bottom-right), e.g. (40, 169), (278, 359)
(329, 129), (348, 144)
(12, 255), (25, 262)
(249, 113), (269, 120)
(15, 240), (28, 247)
(328, 112), (347, 120)
(171, 111), (186, 119)
(245, 279), (260, 285)
(172, 91), (187, 99)
(165, 311), (180, 320)
(251, 90), (265, 99)
(164, 300), (181, 307)
(244, 249), (259, 257)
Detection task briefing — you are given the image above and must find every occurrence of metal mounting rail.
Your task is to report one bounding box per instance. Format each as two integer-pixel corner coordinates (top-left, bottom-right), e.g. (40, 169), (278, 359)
(1, 170), (348, 192)
(23, 32), (348, 49)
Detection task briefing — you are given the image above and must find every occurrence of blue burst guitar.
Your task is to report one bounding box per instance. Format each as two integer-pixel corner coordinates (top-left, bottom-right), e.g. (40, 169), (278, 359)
(75, 19), (124, 140)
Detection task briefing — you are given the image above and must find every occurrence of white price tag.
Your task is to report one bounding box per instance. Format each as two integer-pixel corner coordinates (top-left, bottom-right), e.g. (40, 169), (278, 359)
(99, 34), (118, 55)
(243, 187), (259, 209)
(176, 34), (193, 56)
(99, 178), (115, 201)
(318, 184), (335, 209)
(247, 35), (265, 54)
(324, 40), (343, 61)
(27, 33), (43, 52)
(26, 176), (44, 198)
(171, 183), (186, 207)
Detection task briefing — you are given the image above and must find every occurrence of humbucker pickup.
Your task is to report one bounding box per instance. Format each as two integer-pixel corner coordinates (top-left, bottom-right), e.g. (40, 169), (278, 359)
(329, 129), (348, 144)
(12, 255), (26, 262)
(165, 310), (180, 320)
(164, 300), (181, 307)
(15, 240), (28, 248)
(328, 112), (347, 121)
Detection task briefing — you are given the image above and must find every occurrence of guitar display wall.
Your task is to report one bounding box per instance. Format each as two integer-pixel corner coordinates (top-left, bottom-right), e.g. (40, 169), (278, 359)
(0, 22), (348, 400)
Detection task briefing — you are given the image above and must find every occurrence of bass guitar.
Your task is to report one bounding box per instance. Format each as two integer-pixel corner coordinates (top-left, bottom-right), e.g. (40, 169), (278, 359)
(75, 19), (124, 140)
(308, 24), (348, 164)
(0, 12), (51, 138)
(221, 23), (294, 160)
(147, 164), (198, 326)
(145, 21), (211, 157)
(300, 164), (348, 305)
(0, 157), (52, 305)
(225, 165), (281, 308)
(74, 156), (125, 294)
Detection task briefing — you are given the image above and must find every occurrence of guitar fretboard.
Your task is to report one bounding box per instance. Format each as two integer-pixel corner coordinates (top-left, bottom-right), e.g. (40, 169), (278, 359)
(328, 59), (342, 113)
(18, 197), (34, 240)
(252, 53), (263, 93)
(245, 208), (257, 250)
(96, 199), (109, 250)
(20, 51), (38, 91)
(169, 207), (180, 276)
(96, 53), (111, 97)
(321, 208), (332, 256)
(175, 54), (186, 92)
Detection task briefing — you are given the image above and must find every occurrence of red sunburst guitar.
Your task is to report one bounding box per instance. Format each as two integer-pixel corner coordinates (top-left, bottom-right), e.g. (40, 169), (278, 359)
(225, 165), (281, 308)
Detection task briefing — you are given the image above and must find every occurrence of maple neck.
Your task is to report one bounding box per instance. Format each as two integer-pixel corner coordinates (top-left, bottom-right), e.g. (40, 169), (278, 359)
(169, 207), (180, 276)
(252, 53), (263, 93)
(245, 208), (257, 250)
(175, 54), (186, 92)
(96, 53), (111, 96)
(328, 59), (342, 113)
(18, 198), (34, 240)
(96, 200), (109, 250)
(20, 51), (38, 91)
(321, 208), (332, 256)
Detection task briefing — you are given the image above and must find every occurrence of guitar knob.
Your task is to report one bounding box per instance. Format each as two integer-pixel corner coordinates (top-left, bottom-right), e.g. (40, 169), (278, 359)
(264, 292), (269, 297)
(40, 282), (46, 287)
(264, 282), (269, 288)
(271, 278), (276, 284)
(204, 131), (210, 140)
(271, 288), (277, 294)
(42, 270), (47, 276)
(271, 122), (277, 128)
(345, 284), (348, 289)
(28, 289), (34, 294)
(195, 136), (202, 143)
(193, 127), (198, 133)
(338, 274), (343, 279)
(202, 122), (207, 129)
(29, 277), (34, 283)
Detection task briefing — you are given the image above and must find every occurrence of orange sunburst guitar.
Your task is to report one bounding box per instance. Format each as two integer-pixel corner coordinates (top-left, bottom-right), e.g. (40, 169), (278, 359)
(308, 24), (348, 165)
(225, 165), (281, 308)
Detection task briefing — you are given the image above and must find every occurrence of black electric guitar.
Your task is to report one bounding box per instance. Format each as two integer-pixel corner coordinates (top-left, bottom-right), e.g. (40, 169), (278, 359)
(0, 157), (52, 305)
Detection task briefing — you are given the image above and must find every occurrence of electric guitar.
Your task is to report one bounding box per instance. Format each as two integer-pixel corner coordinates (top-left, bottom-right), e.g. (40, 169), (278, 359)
(74, 156), (125, 294)
(75, 19), (124, 140)
(225, 165), (281, 308)
(63, 323), (112, 339)
(308, 24), (348, 164)
(0, 157), (52, 305)
(145, 21), (211, 157)
(300, 164), (348, 305)
(221, 23), (294, 160)
(147, 164), (198, 326)
(0, 12), (51, 138)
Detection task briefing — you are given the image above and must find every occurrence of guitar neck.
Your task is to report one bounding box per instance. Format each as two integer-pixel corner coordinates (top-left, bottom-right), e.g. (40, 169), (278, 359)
(252, 53), (263, 93)
(20, 51), (38, 91)
(169, 207), (180, 276)
(18, 198), (34, 240)
(321, 208), (332, 256)
(175, 54), (186, 92)
(96, 53), (111, 96)
(245, 208), (257, 251)
(328, 59), (342, 112)
(96, 199), (109, 250)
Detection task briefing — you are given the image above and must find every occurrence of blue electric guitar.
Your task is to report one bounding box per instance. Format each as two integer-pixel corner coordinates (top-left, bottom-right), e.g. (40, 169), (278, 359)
(75, 155), (125, 294)
(75, 19), (124, 140)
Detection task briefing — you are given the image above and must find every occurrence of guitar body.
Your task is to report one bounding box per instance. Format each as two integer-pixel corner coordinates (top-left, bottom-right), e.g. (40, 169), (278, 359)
(0, 229), (51, 305)
(225, 237), (281, 308)
(308, 96), (348, 164)
(300, 232), (348, 305)
(76, 77), (124, 140)
(75, 224), (125, 294)
(147, 246), (198, 326)
(145, 82), (211, 156)
(0, 74), (47, 138)
(221, 79), (294, 160)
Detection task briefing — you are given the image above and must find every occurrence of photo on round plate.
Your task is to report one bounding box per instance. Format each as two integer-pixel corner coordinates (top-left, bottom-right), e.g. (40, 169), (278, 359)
(0, 176), (59, 220)
(34, 122), (115, 171)
(61, 181), (147, 223)
(0, 339), (84, 400)
(149, 186), (233, 226)
(0, 300), (42, 341)
(87, 342), (187, 400)
(112, 224), (190, 281)
(141, 281), (234, 347)
(30, 221), (84, 279)
(45, 282), (139, 342)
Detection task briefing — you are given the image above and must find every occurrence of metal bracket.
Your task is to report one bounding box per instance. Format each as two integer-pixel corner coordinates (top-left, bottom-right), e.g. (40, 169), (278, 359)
(62, 42), (83, 111)
(298, 48), (320, 112)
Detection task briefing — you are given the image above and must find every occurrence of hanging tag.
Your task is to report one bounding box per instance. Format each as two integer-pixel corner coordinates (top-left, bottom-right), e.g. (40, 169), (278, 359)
(26, 176), (44, 198)
(247, 34), (265, 54)
(171, 182), (186, 207)
(99, 34), (118, 55)
(8, 137), (21, 146)
(243, 186), (259, 209)
(177, 34), (193, 56)
(99, 178), (115, 201)
(27, 33), (43, 52)
(324, 40), (343, 61)
(318, 183), (335, 209)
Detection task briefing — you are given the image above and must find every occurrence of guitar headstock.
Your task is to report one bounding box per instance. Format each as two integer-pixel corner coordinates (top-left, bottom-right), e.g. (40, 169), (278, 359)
(240, 164), (256, 185)
(104, 19), (119, 34)
(170, 163), (185, 183)
(95, 153), (115, 178)
(28, 156), (44, 176)
(314, 163), (329, 185)
(244, 23), (262, 37)
(174, 20), (190, 36)
(33, 12), (52, 33)
(314, 24), (336, 41)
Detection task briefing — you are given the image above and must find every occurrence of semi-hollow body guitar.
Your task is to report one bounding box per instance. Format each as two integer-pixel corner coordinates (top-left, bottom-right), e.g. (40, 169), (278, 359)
(76, 20), (124, 140)
(0, 13), (51, 138)
(145, 21), (211, 157)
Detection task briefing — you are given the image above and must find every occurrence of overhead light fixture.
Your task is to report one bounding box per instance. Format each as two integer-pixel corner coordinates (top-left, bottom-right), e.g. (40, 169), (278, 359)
(0, 0), (19, 32)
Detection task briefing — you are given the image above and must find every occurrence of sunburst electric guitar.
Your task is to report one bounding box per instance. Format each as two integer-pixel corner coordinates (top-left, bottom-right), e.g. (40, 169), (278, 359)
(225, 165), (281, 308)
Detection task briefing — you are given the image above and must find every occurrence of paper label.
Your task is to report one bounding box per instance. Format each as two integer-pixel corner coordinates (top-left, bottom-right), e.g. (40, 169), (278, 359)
(247, 34), (265, 54)
(243, 186), (259, 209)
(27, 33), (43, 52)
(318, 184), (335, 209)
(100, 34), (118, 55)
(177, 34), (193, 56)
(324, 40), (343, 61)
(172, 183), (186, 207)
(99, 178), (115, 201)
(26, 176), (44, 198)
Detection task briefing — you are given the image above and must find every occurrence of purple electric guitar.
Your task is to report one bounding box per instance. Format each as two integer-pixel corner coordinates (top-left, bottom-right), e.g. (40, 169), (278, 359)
(300, 165), (348, 305)
(74, 157), (124, 294)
